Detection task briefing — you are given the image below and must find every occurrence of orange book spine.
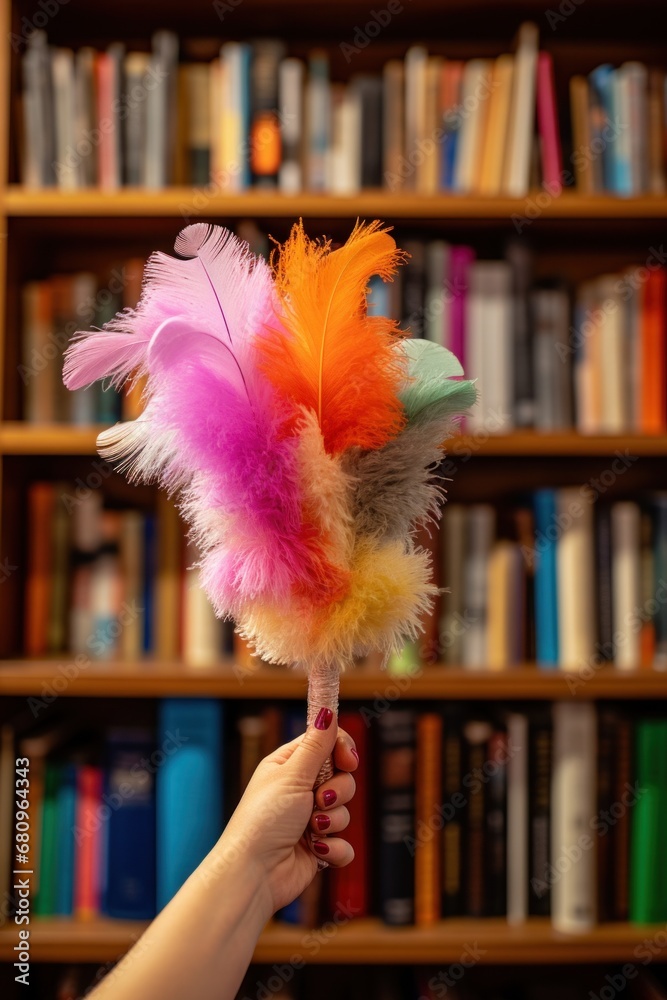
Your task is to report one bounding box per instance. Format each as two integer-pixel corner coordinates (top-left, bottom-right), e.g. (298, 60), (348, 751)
(640, 268), (667, 432)
(24, 483), (55, 656)
(415, 712), (443, 926)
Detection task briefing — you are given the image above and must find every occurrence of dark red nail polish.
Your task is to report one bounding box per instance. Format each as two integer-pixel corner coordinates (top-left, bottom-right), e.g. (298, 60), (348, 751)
(314, 707), (333, 731)
(315, 814), (331, 832)
(350, 748), (359, 763)
(322, 789), (337, 807)
(313, 840), (330, 855)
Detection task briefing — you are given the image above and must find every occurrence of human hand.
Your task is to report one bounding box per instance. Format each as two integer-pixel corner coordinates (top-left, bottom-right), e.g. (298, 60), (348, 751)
(216, 708), (358, 917)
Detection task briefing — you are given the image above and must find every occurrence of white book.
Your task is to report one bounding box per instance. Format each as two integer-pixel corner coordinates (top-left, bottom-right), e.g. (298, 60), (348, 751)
(90, 553), (122, 659)
(611, 502), (641, 669)
(462, 504), (495, 668)
(328, 84), (361, 194)
(453, 59), (493, 193)
(183, 565), (223, 667)
(467, 261), (513, 432)
(551, 701), (597, 932)
(506, 713), (529, 924)
(557, 488), (596, 669)
(621, 62), (649, 194)
(626, 271), (643, 430)
(502, 22), (539, 196)
(597, 276), (627, 432)
(424, 241), (450, 346)
(52, 48), (78, 189)
(279, 57), (303, 193)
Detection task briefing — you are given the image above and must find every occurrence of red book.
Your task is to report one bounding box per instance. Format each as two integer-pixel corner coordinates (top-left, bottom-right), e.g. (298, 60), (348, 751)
(640, 268), (667, 432)
(74, 765), (103, 919)
(328, 711), (369, 918)
(24, 482), (56, 656)
(536, 51), (563, 194)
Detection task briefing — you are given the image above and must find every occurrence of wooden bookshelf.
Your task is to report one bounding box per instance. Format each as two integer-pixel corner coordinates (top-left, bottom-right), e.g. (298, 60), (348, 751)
(4, 187), (667, 219)
(1, 659), (666, 699)
(3, 0), (667, 985)
(0, 917), (665, 965)
(4, 423), (667, 457)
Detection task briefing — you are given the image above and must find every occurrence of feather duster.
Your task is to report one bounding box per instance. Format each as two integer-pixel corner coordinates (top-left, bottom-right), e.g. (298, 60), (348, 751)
(63, 220), (476, 786)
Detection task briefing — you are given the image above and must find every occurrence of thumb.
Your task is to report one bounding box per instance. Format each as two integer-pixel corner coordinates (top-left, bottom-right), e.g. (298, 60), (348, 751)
(286, 708), (337, 786)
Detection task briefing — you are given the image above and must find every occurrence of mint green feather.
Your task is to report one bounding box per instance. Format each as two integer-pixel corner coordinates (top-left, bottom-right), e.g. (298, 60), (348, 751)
(399, 339), (477, 423)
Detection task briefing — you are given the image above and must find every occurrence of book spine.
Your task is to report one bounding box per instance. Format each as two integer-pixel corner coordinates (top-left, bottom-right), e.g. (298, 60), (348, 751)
(441, 724), (464, 916)
(551, 701), (597, 932)
(415, 713), (443, 925)
(533, 490), (559, 667)
(528, 715), (551, 916)
(506, 713), (528, 923)
(378, 708), (416, 925)
(611, 502), (641, 669)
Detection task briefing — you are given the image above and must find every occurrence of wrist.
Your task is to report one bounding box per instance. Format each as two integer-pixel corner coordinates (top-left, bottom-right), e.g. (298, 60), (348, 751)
(198, 830), (275, 928)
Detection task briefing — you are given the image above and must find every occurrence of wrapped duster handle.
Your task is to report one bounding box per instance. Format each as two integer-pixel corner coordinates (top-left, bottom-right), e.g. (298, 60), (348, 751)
(306, 660), (340, 787)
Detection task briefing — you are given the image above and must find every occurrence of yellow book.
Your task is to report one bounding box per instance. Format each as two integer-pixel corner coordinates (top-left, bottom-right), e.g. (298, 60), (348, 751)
(478, 54), (514, 195)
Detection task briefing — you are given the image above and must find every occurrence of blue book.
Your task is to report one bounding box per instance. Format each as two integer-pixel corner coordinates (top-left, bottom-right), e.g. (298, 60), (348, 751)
(54, 763), (77, 916)
(367, 274), (391, 319)
(157, 700), (224, 910)
(442, 128), (459, 190)
(534, 490), (559, 668)
(277, 707), (306, 924)
(103, 729), (157, 920)
(588, 65), (616, 192)
(142, 514), (156, 653)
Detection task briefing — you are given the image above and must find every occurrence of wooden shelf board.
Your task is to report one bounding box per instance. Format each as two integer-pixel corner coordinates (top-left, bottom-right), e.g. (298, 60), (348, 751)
(3, 424), (667, 457)
(4, 188), (667, 220)
(1, 660), (666, 699)
(0, 917), (665, 965)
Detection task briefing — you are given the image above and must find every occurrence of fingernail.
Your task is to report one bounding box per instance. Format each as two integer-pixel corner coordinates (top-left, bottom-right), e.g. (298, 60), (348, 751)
(314, 707), (333, 731)
(322, 789), (337, 807)
(315, 814), (331, 832)
(312, 840), (330, 855)
(350, 748), (359, 763)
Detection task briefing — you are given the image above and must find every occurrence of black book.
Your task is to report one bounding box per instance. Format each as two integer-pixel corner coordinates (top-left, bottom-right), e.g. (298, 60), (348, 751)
(441, 709), (464, 916)
(528, 710), (552, 916)
(354, 74), (383, 189)
(377, 707), (416, 926)
(401, 240), (426, 334)
(462, 719), (493, 918)
(485, 727), (508, 917)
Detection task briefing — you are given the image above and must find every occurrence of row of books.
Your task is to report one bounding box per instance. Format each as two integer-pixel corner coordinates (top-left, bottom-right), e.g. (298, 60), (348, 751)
(23, 483), (233, 664)
(19, 26), (667, 196)
(432, 494), (667, 672)
(23, 481), (667, 673)
(21, 242), (667, 435)
(3, 700), (666, 932)
(21, 261), (144, 424)
(0, 701), (223, 923)
(379, 242), (667, 435)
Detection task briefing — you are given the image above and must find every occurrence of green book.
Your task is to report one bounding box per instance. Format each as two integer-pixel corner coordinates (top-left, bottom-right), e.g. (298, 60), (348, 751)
(34, 762), (61, 917)
(629, 720), (667, 923)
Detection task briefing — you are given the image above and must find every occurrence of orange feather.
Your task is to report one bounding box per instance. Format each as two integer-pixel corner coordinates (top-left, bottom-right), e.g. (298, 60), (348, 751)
(259, 219), (407, 454)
